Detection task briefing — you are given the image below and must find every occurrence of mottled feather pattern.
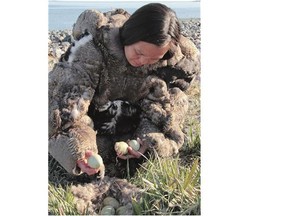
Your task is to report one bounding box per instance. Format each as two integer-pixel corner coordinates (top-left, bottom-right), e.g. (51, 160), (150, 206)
(137, 84), (189, 156)
(67, 123), (98, 159)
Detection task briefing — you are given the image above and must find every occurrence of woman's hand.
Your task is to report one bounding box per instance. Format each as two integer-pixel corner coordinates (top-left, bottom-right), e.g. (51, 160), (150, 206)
(76, 151), (102, 175)
(117, 138), (149, 160)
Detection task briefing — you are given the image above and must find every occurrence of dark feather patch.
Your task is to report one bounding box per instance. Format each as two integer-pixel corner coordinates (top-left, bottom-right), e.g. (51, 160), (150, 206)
(150, 66), (193, 91)
(88, 100), (141, 135)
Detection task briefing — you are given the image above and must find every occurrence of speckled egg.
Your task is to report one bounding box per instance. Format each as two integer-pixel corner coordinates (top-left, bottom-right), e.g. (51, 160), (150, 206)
(128, 139), (140, 151)
(103, 197), (120, 209)
(114, 141), (129, 155)
(116, 205), (129, 215)
(100, 205), (115, 215)
(87, 153), (103, 169)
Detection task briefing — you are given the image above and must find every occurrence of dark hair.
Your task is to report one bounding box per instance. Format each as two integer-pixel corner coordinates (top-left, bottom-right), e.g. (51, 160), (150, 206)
(119, 3), (181, 60)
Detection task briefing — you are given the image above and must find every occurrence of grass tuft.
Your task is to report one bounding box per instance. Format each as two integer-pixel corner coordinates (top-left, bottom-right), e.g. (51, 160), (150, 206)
(130, 150), (201, 215)
(48, 183), (84, 215)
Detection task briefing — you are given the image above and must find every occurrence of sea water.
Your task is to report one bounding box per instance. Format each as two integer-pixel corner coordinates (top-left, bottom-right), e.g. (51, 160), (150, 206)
(48, 1), (200, 30)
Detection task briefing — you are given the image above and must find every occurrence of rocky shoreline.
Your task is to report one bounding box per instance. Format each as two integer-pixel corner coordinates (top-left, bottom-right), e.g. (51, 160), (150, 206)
(48, 19), (201, 71)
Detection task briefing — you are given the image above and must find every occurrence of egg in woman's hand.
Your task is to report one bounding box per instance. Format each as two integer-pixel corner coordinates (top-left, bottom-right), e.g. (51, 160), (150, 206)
(128, 139), (140, 151)
(87, 153), (103, 169)
(114, 141), (129, 155)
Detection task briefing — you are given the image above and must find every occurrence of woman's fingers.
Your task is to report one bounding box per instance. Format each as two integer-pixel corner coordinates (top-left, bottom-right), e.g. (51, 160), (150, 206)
(127, 146), (143, 158)
(76, 151), (101, 175)
(77, 160), (100, 175)
(117, 142), (149, 160)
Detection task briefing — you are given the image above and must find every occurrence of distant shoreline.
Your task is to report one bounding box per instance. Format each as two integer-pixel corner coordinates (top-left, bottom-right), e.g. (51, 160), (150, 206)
(180, 18), (201, 22)
(49, 2), (200, 30)
(48, 18), (200, 31)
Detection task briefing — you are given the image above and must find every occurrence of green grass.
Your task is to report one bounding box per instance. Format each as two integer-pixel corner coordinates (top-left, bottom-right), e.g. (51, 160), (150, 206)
(48, 183), (81, 215)
(129, 152), (200, 215)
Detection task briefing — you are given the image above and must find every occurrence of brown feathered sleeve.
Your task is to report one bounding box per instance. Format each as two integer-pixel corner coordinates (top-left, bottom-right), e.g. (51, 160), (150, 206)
(133, 36), (200, 157)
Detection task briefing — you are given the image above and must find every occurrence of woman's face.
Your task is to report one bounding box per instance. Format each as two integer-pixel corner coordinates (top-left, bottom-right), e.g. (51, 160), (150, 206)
(124, 41), (170, 67)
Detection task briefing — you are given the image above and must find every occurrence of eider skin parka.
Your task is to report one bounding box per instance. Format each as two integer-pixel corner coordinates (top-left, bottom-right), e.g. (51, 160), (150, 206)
(48, 9), (200, 176)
